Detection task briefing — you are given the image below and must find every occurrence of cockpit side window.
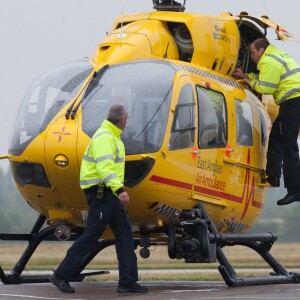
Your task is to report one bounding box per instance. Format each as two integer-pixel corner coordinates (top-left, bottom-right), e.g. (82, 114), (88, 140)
(169, 84), (195, 150)
(234, 99), (254, 146)
(10, 60), (93, 156)
(196, 86), (227, 148)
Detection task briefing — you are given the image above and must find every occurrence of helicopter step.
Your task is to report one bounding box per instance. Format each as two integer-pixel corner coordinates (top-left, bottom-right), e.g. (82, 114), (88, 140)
(167, 203), (300, 287)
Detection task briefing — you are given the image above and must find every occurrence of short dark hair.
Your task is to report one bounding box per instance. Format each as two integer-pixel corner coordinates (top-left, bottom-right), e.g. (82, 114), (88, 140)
(252, 38), (270, 51)
(107, 105), (127, 125)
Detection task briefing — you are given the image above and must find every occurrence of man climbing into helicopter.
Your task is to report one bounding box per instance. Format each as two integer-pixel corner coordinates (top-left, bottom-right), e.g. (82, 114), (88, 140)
(234, 38), (300, 206)
(49, 105), (149, 294)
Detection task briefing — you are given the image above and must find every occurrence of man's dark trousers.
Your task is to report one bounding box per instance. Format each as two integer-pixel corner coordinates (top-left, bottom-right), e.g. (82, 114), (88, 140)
(54, 186), (138, 286)
(266, 96), (300, 193)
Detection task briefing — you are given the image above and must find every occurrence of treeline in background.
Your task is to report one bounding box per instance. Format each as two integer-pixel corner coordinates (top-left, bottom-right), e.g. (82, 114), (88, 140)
(0, 167), (299, 242)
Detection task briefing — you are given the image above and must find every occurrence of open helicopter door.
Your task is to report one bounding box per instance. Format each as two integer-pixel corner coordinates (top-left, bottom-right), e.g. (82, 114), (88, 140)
(236, 13), (297, 41)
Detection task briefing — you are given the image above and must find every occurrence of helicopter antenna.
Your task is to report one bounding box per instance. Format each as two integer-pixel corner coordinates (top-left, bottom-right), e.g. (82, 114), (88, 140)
(118, 7), (126, 40)
(153, 0), (186, 12)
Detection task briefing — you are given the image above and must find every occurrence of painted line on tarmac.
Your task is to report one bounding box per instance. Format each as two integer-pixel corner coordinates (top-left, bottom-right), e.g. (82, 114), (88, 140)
(0, 295), (84, 300)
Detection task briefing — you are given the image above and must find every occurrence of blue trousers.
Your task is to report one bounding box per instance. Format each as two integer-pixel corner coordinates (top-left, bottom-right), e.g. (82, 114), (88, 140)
(55, 186), (138, 286)
(266, 96), (300, 193)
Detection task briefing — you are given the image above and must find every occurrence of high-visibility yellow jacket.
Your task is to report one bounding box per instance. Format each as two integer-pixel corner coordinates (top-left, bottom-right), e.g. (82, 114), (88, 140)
(80, 120), (125, 195)
(248, 44), (300, 105)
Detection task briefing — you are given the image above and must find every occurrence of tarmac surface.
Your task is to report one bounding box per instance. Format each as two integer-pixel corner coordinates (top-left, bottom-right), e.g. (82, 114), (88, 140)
(2, 280), (300, 300)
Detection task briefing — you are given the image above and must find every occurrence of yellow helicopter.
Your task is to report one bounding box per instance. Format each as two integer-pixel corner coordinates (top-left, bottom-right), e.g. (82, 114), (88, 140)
(1, 0), (300, 287)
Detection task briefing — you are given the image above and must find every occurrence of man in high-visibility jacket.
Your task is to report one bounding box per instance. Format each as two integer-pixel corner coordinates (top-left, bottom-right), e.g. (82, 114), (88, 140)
(50, 105), (148, 294)
(234, 38), (300, 206)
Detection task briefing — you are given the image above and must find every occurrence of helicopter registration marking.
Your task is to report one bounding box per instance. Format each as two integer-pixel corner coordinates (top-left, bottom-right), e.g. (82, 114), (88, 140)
(213, 24), (230, 43)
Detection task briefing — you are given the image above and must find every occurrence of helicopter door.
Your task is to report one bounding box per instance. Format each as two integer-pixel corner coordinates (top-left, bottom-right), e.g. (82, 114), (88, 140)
(151, 78), (196, 205)
(224, 97), (265, 224)
(236, 14), (297, 41)
(192, 85), (228, 210)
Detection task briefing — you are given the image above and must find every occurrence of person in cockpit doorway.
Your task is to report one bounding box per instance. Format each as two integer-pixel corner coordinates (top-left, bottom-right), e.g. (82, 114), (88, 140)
(234, 38), (300, 206)
(49, 105), (149, 294)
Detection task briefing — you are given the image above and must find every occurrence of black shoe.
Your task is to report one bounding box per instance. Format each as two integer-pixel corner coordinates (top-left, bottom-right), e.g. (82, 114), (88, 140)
(117, 282), (149, 293)
(49, 273), (75, 293)
(262, 176), (280, 187)
(277, 193), (300, 206)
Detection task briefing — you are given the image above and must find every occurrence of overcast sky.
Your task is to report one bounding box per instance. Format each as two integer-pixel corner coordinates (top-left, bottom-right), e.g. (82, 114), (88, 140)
(1, 0), (299, 170)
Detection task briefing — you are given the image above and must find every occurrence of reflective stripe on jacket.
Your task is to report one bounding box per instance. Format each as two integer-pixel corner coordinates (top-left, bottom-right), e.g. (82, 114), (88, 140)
(248, 45), (300, 105)
(80, 120), (125, 193)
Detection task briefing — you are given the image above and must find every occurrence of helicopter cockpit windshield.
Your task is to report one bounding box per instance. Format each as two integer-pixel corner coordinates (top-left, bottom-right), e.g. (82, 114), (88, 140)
(9, 59), (93, 155)
(81, 60), (176, 155)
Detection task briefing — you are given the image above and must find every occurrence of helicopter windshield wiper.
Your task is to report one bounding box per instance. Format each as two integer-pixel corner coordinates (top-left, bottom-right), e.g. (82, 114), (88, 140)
(65, 75), (94, 120)
(67, 64), (109, 120)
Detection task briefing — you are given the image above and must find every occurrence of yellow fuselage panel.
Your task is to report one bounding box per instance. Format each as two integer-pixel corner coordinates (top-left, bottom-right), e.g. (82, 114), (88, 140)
(92, 20), (179, 65)
(111, 12), (240, 75)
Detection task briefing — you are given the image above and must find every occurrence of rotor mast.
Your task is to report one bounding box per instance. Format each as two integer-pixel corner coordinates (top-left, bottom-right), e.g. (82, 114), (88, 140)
(152, 0), (186, 12)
